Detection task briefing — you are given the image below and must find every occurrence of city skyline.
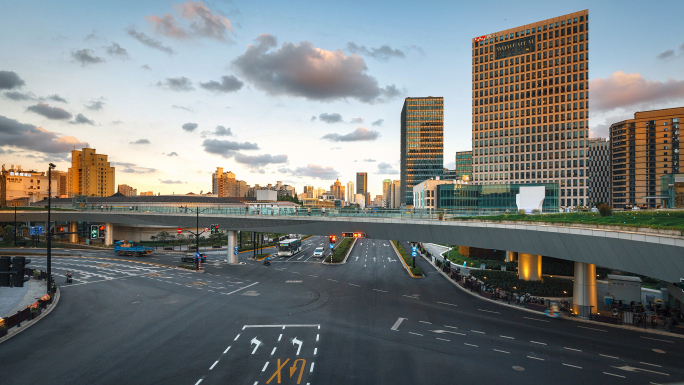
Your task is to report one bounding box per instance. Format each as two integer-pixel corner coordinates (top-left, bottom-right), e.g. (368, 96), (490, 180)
(1, 0), (684, 197)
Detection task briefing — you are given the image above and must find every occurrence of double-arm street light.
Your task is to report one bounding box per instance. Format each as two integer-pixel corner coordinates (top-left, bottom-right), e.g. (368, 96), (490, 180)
(182, 207), (210, 268)
(46, 163), (56, 294)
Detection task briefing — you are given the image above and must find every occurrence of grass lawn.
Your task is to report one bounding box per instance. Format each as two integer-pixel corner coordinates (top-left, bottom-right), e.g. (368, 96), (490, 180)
(456, 211), (684, 233)
(392, 241), (423, 277)
(442, 247), (481, 267)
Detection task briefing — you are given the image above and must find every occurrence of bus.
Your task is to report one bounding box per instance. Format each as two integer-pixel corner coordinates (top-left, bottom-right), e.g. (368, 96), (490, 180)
(278, 238), (302, 257)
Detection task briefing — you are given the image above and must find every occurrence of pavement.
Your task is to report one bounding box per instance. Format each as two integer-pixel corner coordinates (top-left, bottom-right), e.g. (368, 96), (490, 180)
(0, 235), (683, 384)
(0, 284), (30, 318)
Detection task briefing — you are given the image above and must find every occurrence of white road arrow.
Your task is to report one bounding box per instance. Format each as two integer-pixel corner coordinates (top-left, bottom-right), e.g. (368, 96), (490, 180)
(292, 337), (303, 356)
(612, 365), (669, 376)
(373, 257), (376, 262)
(387, 258), (396, 262)
(250, 337), (262, 354)
(355, 257), (359, 261)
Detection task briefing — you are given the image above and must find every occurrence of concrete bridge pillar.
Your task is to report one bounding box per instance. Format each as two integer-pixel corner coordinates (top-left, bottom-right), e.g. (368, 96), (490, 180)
(69, 222), (78, 243)
(226, 230), (238, 264)
(518, 253), (541, 281)
(505, 251), (518, 262)
(105, 223), (114, 246)
(573, 262), (597, 319)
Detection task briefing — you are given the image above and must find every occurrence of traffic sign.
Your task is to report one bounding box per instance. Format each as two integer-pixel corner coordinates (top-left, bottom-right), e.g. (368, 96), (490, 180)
(412, 246), (417, 252)
(233, 251), (238, 255)
(411, 251), (417, 257)
(234, 246), (238, 252)
(195, 252), (201, 258)
(329, 244), (334, 249)
(177, 228), (182, 234)
(204, 227), (209, 233)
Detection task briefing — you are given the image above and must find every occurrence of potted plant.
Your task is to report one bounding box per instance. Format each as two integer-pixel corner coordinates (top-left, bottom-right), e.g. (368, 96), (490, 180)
(29, 303), (40, 319)
(33, 270), (40, 280)
(0, 318), (6, 337)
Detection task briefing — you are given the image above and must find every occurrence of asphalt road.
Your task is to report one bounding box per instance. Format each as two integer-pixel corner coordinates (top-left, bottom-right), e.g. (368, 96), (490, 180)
(1, 236), (683, 385)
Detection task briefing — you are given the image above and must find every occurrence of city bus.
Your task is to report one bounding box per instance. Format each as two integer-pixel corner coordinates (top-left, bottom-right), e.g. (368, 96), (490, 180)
(278, 238), (302, 257)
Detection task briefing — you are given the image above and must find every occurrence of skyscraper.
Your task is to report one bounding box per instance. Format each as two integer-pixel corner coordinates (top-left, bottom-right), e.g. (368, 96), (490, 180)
(356, 172), (367, 197)
(400, 97), (444, 206)
(68, 148), (115, 197)
(455, 151), (473, 182)
(330, 179), (345, 200)
(587, 138), (610, 206)
(346, 181), (354, 202)
(212, 168), (239, 197)
(471, 10), (589, 207)
(382, 179), (392, 208)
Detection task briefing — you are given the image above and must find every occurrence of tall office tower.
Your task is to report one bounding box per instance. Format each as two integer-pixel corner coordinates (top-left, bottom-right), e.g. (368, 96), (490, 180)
(68, 148), (115, 197)
(382, 179), (392, 207)
(118, 184), (138, 197)
(366, 192), (371, 207)
(610, 107), (684, 209)
(313, 187), (326, 199)
(356, 172), (367, 197)
(455, 151), (474, 181)
(346, 181), (354, 202)
(587, 138), (610, 206)
(304, 186), (314, 198)
(400, 96), (444, 206)
(212, 167), (237, 197)
(391, 180), (401, 208)
(471, 10), (589, 207)
(330, 179), (345, 200)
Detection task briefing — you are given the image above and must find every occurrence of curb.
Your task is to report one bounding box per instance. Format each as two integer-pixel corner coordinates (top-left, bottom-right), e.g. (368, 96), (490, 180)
(391, 241), (423, 278)
(423, 253), (684, 339)
(0, 286), (61, 345)
(322, 238), (356, 265)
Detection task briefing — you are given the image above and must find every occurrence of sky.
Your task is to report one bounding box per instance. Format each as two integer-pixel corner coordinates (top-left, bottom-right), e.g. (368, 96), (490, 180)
(2, 0), (684, 197)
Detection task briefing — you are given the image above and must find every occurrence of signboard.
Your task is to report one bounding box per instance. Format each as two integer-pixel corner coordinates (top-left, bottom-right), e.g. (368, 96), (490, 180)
(480, 263), (486, 270)
(474, 32), (498, 43)
(329, 244), (334, 249)
(234, 246), (239, 252)
(30, 226), (43, 235)
(411, 251), (417, 257)
(204, 227), (209, 233)
(234, 250), (238, 256)
(412, 246), (417, 252)
(195, 252), (201, 259)
(495, 35), (535, 60)
(177, 228), (182, 234)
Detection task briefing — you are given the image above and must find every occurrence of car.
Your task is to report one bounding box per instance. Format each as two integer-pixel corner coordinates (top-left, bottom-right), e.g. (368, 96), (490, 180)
(182, 253), (207, 263)
(313, 247), (324, 258)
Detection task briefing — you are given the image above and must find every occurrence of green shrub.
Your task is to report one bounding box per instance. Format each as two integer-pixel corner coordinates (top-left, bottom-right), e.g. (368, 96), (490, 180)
(470, 269), (573, 297)
(392, 241), (423, 276)
(330, 238), (354, 263)
(598, 204), (612, 217)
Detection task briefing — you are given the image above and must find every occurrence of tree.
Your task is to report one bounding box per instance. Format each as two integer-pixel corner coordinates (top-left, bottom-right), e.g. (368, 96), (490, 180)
(156, 231), (171, 242)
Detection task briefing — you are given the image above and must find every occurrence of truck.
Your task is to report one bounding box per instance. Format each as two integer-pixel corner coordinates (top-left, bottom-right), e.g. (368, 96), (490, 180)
(114, 240), (154, 257)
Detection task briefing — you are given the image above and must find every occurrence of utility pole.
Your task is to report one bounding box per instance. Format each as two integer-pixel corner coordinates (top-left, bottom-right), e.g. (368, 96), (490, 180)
(14, 206), (17, 246)
(47, 163), (55, 294)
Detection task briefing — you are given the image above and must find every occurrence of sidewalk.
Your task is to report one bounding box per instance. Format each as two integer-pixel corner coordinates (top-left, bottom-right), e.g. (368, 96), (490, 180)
(1, 279), (47, 318)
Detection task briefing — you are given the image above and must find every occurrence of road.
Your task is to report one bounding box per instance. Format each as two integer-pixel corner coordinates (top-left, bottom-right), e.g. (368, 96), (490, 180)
(1, 235), (683, 385)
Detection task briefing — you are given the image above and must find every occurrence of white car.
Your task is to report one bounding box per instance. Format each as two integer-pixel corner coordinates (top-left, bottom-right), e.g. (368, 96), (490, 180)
(313, 247), (324, 258)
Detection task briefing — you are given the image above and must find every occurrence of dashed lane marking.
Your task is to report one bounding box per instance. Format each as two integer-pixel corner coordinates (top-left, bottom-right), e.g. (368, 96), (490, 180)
(471, 330), (485, 334)
(437, 301), (457, 307)
(464, 343), (478, 347)
(600, 354), (619, 359)
(234, 334), (240, 341)
(373, 289), (387, 293)
(223, 346), (231, 354)
(310, 362), (315, 373)
(603, 372), (625, 378)
(444, 325), (458, 330)
(640, 362), (662, 368)
(262, 362), (269, 372)
(419, 321), (432, 325)
(531, 341), (546, 345)
(327, 279), (338, 282)
(349, 283), (360, 287)
(493, 349), (510, 354)
(436, 338), (450, 342)
(478, 309), (500, 314)
(527, 356), (545, 361)
(409, 332), (423, 336)
(500, 335), (514, 339)
(577, 325), (606, 332)
(563, 363), (582, 369)
(640, 336), (674, 343)
(564, 347), (582, 352)
(209, 361), (219, 370)
(523, 316), (549, 323)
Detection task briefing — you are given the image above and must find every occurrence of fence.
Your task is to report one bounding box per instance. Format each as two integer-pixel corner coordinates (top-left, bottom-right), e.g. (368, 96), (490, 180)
(0, 284), (54, 338)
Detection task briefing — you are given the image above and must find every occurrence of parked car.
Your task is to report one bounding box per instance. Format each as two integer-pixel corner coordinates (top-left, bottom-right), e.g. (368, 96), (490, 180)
(313, 247), (324, 258)
(182, 253), (206, 263)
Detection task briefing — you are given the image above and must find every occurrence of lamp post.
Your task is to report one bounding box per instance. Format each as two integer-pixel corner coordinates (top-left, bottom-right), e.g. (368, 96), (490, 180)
(14, 206), (17, 246)
(47, 162), (56, 294)
(182, 206), (209, 269)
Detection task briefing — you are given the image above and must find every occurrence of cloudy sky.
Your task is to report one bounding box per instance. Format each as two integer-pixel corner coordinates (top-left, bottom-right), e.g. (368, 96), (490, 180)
(2, 0), (684, 197)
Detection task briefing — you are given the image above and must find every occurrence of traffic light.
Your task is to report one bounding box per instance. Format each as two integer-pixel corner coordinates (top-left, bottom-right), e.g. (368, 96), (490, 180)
(211, 225), (216, 234)
(0, 257), (10, 287)
(10, 257), (30, 287)
(91, 225), (99, 239)
(99, 225), (106, 239)
(215, 224), (219, 233)
(328, 235), (337, 244)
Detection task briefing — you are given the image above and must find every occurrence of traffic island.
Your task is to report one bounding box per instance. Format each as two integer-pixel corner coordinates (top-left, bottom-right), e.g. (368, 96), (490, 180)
(391, 241), (423, 278)
(0, 282), (60, 344)
(322, 237), (355, 265)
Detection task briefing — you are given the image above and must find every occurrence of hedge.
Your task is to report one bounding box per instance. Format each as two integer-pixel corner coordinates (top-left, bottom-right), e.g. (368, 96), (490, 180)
(470, 269), (573, 297)
(392, 241), (423, 276)
(330, 238), (354, 263)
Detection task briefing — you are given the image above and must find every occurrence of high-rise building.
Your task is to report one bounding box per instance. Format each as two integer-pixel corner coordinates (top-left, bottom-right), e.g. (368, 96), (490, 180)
(610, 107), (684, 209)
(455, 151), (473, 182)
(356, 172), (367, 198)
(346, 181), (354, 203)
(366, 192), (371, 207)
(56, 171), (68, 197)
(382, 179), (392, 207)
(304, 186), (314, 198)
(330, 179), (345, 200)
(68, 148), (115, 197)
(587, 138), (610, 206)
(118, 184), (138, 197)
(401, 97), (444, 206)
(313, 187), (326, 199)
(373, 195), (383, 207)
(1, 164), (61, 205)
(471, 10), (590, 207)
(212, 168), (239, 197)
(392, 180), (401, 208)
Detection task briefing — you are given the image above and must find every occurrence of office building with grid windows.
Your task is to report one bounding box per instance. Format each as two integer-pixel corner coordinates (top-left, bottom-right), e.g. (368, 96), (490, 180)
(587, 138), (610, 206)
(455, 151), (473, 181)
(400, 96), (444, 206)
(471, 10), (589, 207)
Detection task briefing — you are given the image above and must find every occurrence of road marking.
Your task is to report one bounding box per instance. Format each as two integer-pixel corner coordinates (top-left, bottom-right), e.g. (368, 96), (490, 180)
(316, 334), (319, 342)
(531, 341), (546, 345)
(327, 279), (338, 282)
(409, 332), (423, 336)
(223, 346), (231, 354)
(314, 348), (317, 355)
(373, 289), (387, 293)
(402, 295), (419, 299)
(437, 301), (458, 307)
(471, 330), (485, 334)
(564, 347), (582, 352)
(308, 275), (318, 277)
(527, 356), (545, 361)
(194, 379), (203, 385)
(640, 362), (662, 368)
(478, 309), (500, 314)
(523, 316), (549, 323)
(243, 324), (320, 329)
(391, 317), (407, 331)
(349, 283), (360, 287)
(600, 354), (619, 359)
(603, 372), (625, 378)
(278, 334), (282, 341)
(464, 343), (478, 347)
(436, 338), (450, 342)
(251, 337), (263, 354)
(234, 334), (241, 341)
(577, 325), (606, 332)
(493, 349), (510, 354)
(563, 363), (582, 369)
(612, 365), (670, 376)
(271, 347), (276, 355)
(262, 361), (269, 372)
(444, 325), (458, 330)
(640, 336), (674, 343)
(292, 337), (303, 355)
(310, 362), (315, 373)
(419, 321), (432, 324)
(209, 361), (219, 370)
(223, 282), (259, 296)
(500, 335), (514, 339)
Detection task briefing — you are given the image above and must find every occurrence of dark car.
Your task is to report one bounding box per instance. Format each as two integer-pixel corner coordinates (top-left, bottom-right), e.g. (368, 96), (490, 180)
(182, 253), (207, 263)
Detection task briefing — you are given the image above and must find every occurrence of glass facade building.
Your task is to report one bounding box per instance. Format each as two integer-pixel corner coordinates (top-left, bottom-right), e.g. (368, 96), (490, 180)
(471, 10), (589, 207)
(400, 97), (444, 206)
(455, 151), (473, 181)
(587, 137), (610, 206)
(437, 183), (559, 211)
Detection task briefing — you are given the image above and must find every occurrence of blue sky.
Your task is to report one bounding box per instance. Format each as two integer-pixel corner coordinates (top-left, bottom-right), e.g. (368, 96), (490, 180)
(2, 0), (684, 197)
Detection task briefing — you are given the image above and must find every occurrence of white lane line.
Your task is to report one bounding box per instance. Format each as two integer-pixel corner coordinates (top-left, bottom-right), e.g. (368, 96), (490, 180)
(419, 321), (432, 325)
(310, 362), (315, 373)
(436, 338), (450, 342)
(209, 361), (219, 370)
(523, 316), (549, 323)
(409, 332), (423, 336)
(314, 348), (317, 355)
(603, 372), (625, 378)
(444, 325), (458, 330)
(577, 325), (606, 332)
(349, 283), (360, 287)
(194, 379), (203, 385)
(278, 334), (282, 341)
(471, 330), (485, 334)
(563, 363), (582, 369)
(478, 309), (500, 314)
(223, 346), (231, 354)
(309, 275), (318, 277)
(640, 336), (674, 343)
(402, 295), (419, 299)
(464, 343), (478, 347)
(223, 281), (259, 296)
(437, 301), (457, 307)
(234, 334), (241, 341)
(327, 279), (338, 282)
(564, 347), (582, 352)
(531, 341), (547, 345)
(500, 335), (514, 339)
(600, 354), (619, 359)
(316, 334), (319, 342)
(493, 349), (510, 354)
(262, 362), (269, 372)
(373, 289), (388, 293)
(640, 362), (662, 368)
(527, 356), (545, 361)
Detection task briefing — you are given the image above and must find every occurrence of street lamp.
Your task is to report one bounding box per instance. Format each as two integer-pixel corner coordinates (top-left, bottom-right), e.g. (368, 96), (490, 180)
(46, 163), (56, 294)
(181, 207), (210, 269)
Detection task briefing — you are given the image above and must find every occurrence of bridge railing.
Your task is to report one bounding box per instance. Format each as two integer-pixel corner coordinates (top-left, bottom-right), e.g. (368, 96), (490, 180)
(71, 204), (558, 220)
